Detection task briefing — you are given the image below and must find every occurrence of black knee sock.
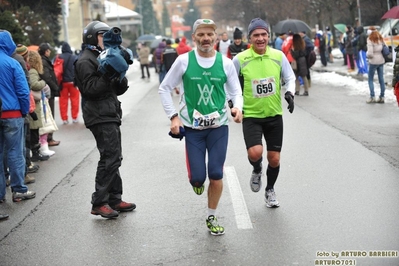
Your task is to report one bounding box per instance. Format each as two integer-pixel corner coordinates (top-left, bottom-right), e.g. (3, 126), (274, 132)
(266, 164), (280, 191)
(249, 157), (262, 173)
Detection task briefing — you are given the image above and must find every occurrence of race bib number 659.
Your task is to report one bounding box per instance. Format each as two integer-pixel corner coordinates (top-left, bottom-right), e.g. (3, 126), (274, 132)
(251, 77), (276, 98)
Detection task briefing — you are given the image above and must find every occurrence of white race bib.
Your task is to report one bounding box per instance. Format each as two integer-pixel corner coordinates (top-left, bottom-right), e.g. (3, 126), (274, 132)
(192, 109), (221, 130)
(251, 77), (276, 98)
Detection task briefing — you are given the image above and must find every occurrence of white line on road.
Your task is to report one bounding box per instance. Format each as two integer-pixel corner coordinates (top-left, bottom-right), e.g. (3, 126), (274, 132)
(224, 166), (253, 229)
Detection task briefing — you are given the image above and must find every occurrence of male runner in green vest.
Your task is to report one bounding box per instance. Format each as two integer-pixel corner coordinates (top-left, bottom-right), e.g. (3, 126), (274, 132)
(233, 18), (295, 208)
(159, 19), (243, 235)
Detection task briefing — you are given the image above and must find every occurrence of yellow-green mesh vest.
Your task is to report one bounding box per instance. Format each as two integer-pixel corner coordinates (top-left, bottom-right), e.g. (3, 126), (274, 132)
(236, 47), (283, 118)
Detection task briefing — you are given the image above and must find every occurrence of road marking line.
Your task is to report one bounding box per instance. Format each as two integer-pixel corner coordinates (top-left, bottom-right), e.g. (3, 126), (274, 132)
(225, 166), (253, 229)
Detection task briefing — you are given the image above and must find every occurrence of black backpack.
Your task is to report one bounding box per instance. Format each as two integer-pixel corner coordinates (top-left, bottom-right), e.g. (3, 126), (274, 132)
(307, 50), (316, 67)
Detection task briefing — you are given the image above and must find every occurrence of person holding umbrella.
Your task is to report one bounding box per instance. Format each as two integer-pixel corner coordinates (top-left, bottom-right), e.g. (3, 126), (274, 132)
(138, 42), (150, 79)
(335, 24), (347, 65)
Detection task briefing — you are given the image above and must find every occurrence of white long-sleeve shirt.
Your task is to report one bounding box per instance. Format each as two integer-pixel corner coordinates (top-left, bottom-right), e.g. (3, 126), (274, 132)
(159, 49), (243, 127)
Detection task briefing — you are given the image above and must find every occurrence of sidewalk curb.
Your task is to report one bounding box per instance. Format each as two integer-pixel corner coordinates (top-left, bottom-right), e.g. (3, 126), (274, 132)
(312, 67), (368, 82)
(311, 58), (393, 87)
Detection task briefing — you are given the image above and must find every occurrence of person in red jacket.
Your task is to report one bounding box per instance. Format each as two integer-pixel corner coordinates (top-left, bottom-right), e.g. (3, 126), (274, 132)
(176, 36), (191, 55)
(281, 32), (294, 63)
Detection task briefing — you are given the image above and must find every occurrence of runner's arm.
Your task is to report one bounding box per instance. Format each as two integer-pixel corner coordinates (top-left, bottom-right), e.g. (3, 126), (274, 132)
(224, 59), (243, 112)
(281, 54), (296, 95)
(158, 55), (187, 119)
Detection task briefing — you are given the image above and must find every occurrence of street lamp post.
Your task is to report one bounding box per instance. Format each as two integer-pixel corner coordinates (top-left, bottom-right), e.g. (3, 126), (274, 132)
(116, 0), (120, 27)
(139, 0), (144, 35)
(62, 0), (69, 42)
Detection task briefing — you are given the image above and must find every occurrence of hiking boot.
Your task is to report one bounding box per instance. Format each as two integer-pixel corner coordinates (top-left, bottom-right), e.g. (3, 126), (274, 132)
(91, 204), (119, 218)
(376, 97), (385, 103)
(110, 201), (136, 212)
(0, 214), (9, 221)
(48, 140), (60, 146)
(193, 185), (204, 195)
(250, 166), (262, 192)
(264, 189), (280, 208)
(31, 150), (50, 162)
(206, 215), (225, 236)
(12, 191), (36, 202)
(24, 175), (35, 184)
(27, 163), (40, 173)
(294, 91), (299, 96)
(302, 91), (309, 96)
(366, 97), (376, 103)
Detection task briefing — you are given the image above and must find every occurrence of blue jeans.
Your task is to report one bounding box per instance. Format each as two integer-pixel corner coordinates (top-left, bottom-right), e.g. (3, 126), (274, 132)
(368, 64), (385, 98)
(0, 117), (27, 199)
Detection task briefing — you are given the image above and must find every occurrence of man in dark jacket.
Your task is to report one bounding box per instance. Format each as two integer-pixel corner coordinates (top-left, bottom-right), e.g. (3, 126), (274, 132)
(227, 28), (249, 59)
(344, 25), (356, 72)
(38, 43), (60, 146)
(316, 30), (327, 67)
(299, 31), (315, 87)
(161, 39), (179, 93)
(74, 21), (136, 219)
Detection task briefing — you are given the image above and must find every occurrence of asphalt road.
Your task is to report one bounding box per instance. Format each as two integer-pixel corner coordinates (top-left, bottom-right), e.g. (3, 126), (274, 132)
(0, 60), (398, 266)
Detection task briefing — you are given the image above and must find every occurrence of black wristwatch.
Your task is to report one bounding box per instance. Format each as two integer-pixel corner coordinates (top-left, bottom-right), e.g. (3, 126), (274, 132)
(170, 113), (178, 120)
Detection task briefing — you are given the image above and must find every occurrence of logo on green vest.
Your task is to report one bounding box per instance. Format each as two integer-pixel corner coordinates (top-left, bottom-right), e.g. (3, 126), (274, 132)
(197, 84), (214, 105)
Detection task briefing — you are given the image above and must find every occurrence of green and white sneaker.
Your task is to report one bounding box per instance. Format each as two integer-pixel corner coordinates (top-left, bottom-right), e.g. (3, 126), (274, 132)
(193, 185), (204, 195)
(206, 215), (225, 236)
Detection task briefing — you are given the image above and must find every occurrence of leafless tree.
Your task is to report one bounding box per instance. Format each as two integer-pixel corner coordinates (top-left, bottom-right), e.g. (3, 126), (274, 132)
(213, 0), (390, 34)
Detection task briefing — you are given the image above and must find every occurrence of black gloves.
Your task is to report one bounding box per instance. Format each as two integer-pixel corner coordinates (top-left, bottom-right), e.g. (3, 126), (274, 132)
(111, 77), (129, 95)
(169, 126), (185, 141)
(29, 112), (38, 121)
(284, 92), (294, 113)
(120, 46), (133, 65)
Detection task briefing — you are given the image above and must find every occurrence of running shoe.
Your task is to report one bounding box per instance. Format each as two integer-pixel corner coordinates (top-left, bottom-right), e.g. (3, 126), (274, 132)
(250, 169), (262, 192)
(193, 185), (204, 195)
(264, 189), (280, 208)
(206, 215), (225, 236)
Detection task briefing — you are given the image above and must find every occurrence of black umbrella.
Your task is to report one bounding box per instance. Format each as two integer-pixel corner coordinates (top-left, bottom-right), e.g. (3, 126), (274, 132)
(150, 38), (165, 49)
(137, 34), (156, 42)
(150, 37), (175, 49)
(273, 19), (311, 34)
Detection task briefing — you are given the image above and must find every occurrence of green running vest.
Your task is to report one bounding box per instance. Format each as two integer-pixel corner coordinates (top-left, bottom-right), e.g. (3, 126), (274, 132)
(181, 51), (228, 129)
